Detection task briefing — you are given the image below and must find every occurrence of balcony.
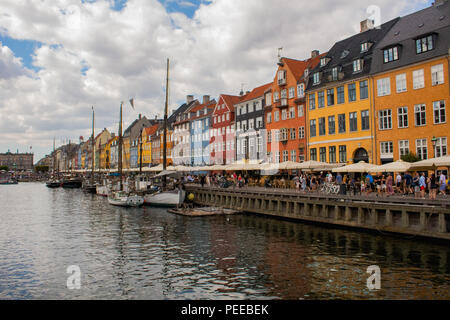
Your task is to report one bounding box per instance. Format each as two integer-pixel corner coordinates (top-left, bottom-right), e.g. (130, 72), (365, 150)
(277, 98), (288, 108)
(277, 78), (286, 86)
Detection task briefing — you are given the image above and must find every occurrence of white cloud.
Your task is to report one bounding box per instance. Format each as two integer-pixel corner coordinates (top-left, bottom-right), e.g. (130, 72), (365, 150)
(0, 0), (429, 161)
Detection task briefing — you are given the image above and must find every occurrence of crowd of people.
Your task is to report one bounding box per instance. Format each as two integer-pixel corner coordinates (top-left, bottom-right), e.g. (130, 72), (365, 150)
(182, 170), (449, 200)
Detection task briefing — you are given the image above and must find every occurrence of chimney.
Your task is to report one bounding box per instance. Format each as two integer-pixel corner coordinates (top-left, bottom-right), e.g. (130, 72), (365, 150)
(202, 95), (210, 104)
(139, 113), (142, 119)
(186, 95), (194, 104)
(311, 50), (319, 58)
(360, 19), (374, 33)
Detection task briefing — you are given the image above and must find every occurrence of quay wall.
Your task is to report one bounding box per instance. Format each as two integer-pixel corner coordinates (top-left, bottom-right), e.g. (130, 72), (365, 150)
(186, 186), (450, 241)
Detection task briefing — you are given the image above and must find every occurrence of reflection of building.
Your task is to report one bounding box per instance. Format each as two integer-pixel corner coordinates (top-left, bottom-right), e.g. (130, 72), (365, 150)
(371, 3), (450, 164)
(0, 151), (34, 171)
(306, 18), (398, 164)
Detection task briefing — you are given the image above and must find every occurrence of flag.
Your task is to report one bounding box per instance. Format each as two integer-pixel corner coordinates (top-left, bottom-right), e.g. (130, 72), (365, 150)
(129, 98), (134, 109)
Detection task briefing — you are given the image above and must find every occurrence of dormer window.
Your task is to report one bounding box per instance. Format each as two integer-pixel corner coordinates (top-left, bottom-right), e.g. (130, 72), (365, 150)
(277, 70), (287, 85)
(416, 35), (434, 54)
(320, 58), (327, 67)
(304, 68), (309, 78)
(361, 42), (369, 52)
(332, 67), (338, 81)
(313, 72), (320, 85)
(353, 59), (363, 73)
(383, 46), (399, 63)
(340, 50), (349, 59)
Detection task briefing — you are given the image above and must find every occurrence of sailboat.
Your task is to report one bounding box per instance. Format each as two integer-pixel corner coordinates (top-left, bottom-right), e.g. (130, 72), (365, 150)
(82, 106), (98, 193)
(108, 100), (144, 207)
(144, 58), (185, 207)
(46, 137), (61, 188)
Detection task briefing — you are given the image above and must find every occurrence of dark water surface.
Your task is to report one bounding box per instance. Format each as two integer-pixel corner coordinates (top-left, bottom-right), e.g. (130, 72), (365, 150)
(0, 183), (449, 299)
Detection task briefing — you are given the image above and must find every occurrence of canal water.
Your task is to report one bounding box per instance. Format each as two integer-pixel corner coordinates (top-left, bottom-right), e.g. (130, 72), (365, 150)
(0, 183), (449, 299)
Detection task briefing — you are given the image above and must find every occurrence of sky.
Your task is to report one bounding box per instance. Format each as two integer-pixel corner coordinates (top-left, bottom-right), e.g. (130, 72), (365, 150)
(0, 0), (434, 163)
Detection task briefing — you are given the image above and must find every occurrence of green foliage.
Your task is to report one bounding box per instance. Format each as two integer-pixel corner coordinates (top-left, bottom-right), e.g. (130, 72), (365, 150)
(0, 165), (8, 171)
(34, 165), (49, 173)
(401, 152), (420, 163)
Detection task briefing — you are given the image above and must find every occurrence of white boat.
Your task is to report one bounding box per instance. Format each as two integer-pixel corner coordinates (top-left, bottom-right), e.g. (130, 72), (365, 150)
(96, 184), (109, 197)
(108, 191), (144, 207)
(144, 189), (185, 207)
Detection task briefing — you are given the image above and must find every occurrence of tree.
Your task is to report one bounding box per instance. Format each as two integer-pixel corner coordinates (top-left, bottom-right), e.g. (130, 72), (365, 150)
(401, 152), (420, 163)
(0, 165), (8, 171)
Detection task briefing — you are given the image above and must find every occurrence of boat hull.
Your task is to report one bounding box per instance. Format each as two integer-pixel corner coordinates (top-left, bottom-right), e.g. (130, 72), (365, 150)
(144, 190), (184, 207)
(108, 194), (144, 207)
(62, 180), (82, 188)
(46, 182), (61, 188)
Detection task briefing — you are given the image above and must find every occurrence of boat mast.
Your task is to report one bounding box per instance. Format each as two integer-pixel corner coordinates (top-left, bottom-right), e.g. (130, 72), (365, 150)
(91, 106), (95, 184)
(118, 102), (123, 191)
(163, 59), (169, 169)
(52, 137), (56, 176)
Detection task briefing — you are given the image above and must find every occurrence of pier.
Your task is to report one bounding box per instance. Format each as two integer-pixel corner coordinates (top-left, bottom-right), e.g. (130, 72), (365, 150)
(186, 185), (450, 241)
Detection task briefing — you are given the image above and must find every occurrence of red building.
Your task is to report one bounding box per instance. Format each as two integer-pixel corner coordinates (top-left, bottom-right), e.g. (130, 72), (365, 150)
(265, 51), (326, 163)
(210, 94), (242, 164)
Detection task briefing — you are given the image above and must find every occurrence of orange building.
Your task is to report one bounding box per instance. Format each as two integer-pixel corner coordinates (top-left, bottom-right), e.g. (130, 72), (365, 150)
(265, 52), (326, 163)
(371, 3), (449, 164)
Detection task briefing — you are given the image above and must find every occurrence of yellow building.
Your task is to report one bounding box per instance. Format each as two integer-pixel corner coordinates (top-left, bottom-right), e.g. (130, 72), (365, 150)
(141, 124), (159, 167)
(306, 18), (399, 164)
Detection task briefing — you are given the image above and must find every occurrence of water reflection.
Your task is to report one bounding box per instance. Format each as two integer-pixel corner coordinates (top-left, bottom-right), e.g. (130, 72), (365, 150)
(0, 183), (449, 299)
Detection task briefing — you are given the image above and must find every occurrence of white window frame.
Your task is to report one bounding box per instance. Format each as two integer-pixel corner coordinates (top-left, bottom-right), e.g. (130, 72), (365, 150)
(399, 140), (409, 157)
(297, 105), (304, 117)
(396, 73), (407, 93)
(414, 104), (426, 126)
(431, 64), (444, 86)
(380, 141), (394, 158)
(416, 138), (428, 160)
(377, 77), (391, 96)
(413, 69), (425, 89)
(397, 106), (408, 128)
(435, 137), (447, 157)
(433, 100), (446, 124)
(378, 109), (392, 130)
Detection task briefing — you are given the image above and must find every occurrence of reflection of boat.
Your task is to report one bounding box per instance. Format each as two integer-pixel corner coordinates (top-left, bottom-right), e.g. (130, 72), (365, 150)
(61, 178), (82, 188)
(96, 184), (110, 197)
(108, 191), (144, 207)
(82, 183), (97, 193)
(144, 189), (184, 207)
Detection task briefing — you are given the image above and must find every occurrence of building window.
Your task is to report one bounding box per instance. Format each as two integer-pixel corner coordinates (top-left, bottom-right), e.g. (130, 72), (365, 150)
(361, 42), (369, 52)
(297, 105), (304, 117)
(318, 117), (326, 136)
(256, 116), (263, 129)
(291, 150), (297, 162)
(383, 46), (399, 63)
(267, 130), (272, 143)
(433, 100), (446, 124)
(327, 88), (335, 106)
(339, 145), (347, 163)
(361, 110), (370, 130)
(266, 93), (272, 106)
(310, 148), (317, 161)
(298, 126), (305, 139)
(310, 119), (316, 137)
(337, 86), (345, 104)
(379, 109), (392, 130)
(274, 91), (279, 102)
(353, 59), (362, 72)
(431, 64), (444, 85)
(319, 147), (326, 162)
(328, 146), (336, 163)
(395, 73), (407, 93)
(309, 93), (315, 110)
(359, 80), (368, 100)
(380, 141), (394, 158)
(289, 87), (295, 99)
(289, 107), (295, 119)
(297, 83), (305, 98)
(328, 115), (335, 135)
(398, 107), (408, 128)
(399, 140), (409, 157)
(281, 109), (287, 121)
(267, 112), (272, 124)
(416, 138), (427, 160)
(275, 151), (281, 163)
(332, 67), (338, 81)
(290, 128), (296, 140)
(413, 69), (425, 89)
(338, 113), (346, 133)
(278, 70), (287, 85)
(282, 150), (288, 162)
(313, 72), (320, 84)
(349, 112), (357, 132)
(435, 137), (447, 157)
(377, 77), (391, 96)
(348, 83), (356, 102)
(318, 91), (325, 108)
(414, 104), (426, 126)
(281, 89), (287, 99)
(274, 110), (280, 122)
(416, 35), (433, 54)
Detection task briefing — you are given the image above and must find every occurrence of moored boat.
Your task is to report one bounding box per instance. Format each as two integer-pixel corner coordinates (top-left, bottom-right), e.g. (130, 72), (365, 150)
(108, 191), (144, 207)
(144, 189), (185, 207)
(46, 180), (61, 188)
(61, 178), (83, 188)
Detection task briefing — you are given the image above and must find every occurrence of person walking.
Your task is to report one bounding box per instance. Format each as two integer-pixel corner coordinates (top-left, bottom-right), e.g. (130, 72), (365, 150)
(404, 171), (412, 195)
(395, 173), (402, 194)
(429, 173), (438, 200)
(419, 173), (426, 199)
(439, 172), (447, 197)
(412, 172), (420, 198)
(386, 174), (394, 196)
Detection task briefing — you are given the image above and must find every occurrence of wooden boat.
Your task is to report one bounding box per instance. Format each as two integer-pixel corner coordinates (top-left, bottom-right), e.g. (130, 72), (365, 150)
(108, 191), (144, 207)
(167, 207), (240, 216)
(144, 189), (185, 207)
(61, 178), (83, 188)
(46, 180), (61, 188)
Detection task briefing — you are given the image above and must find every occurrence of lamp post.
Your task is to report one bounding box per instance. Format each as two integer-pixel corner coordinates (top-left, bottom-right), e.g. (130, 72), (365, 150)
(431, 136), (437, 158)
